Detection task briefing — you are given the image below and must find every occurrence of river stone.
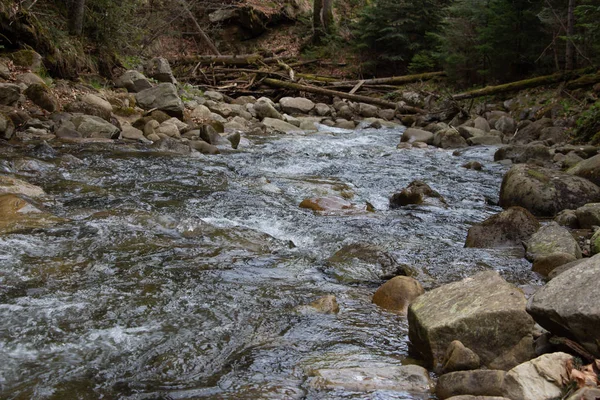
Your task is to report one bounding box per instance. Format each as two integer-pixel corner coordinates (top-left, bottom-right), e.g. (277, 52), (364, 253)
(315, 103), (331, 117)
(335, 119), (355, 130)
(299, 196), (364, 214)
(566, 388), (600, 400)
(389, 180), (446, 208)
(191, 104), (213, 121)
(468, 135), (503, 146)
(372, 276), (424, 314)
(474, 117), (491, 132)
(262, 117), (301, 133)
(459, 126), (486, 140)
(64, 99), (111, 121)
(9, 49), (43, 72)
(0, 83), (21, 106)
(525, 222), (581, 261)
(325, 243), (405, 283)
(279, 97), (315, 115)
(466, 208), (539, 249)
(547, 258), (586, 280)
(433, 129), (469, 149)
(401, 128), (434, 144)
(145, 57), (175, 83)
(562, 151), (584, 169)
(499, 164), (600, 217)
(554, 209), (579, 228)
(408, 271), (535, 371)
(494, 145), (554, 165)
(225, 132), (241, 149)
(151, 137), (193, 155)
(309, 365), (432, 393)
(114, 70), (152, 93)
(527, 256), (600, 357)
(463, 161), (483, 170)
(135, 83), (184, 118)
(203, 90), (223, 102)
(0, 112), (15, 140)
(437, 370), (506, 399)
(502, 352), (572, 400)
(446, 397), (510, 400)
(71, 115), (120, 139)
(121, 125), (147, 142)
(156, 122), (181, 139)
(442, 341), (481, 373)
(358, 103), (379, 118)
(510, 118), (554, 145)
(308, 295), (339, 314)
(0, 175), (45, 197)
(55, 126), (82, 139)
(532, 252), (577, 277)
(189, 140), (220, 155)
(24, 84), (58, 112)
(539, 126), (568, 144)
(568, 153), (600, 186)
(495, 115), (517, 135)
(15, 72), (45, 86)
(253, 99), (282, 120)
(81, 94), (113, 115)
(0, 194), (62, 235)
(591, 230), (600, 255)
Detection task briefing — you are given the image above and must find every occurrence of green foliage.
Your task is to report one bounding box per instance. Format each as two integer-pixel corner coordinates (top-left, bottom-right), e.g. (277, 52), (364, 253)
(574, 101), (600, 143)
(575, 2), (600, 65)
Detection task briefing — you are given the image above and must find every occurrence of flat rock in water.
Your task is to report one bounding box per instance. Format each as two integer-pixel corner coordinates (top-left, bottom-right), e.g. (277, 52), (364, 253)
(401, 128), (434, 144)
(299, 196), (368, 215)
(0, 194), (63, 234)
(527, 256), (600, 357)
(408, 271), (534, 372)
(308, 365), (432, 393)
(0, 175), (45, 197)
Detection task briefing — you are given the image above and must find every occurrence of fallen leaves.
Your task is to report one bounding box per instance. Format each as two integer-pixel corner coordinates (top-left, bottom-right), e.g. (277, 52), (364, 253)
(565, 358), (600, 389)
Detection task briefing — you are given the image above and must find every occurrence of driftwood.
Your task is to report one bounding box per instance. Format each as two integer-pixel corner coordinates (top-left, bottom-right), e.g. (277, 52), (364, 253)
(452, 68), (599, 100)
(261, 78), (425, 114)
(332, 71), (446, 86)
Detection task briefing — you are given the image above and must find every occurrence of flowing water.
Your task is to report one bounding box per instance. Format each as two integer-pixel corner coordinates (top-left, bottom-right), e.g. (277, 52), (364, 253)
(0, 125), (539, 399)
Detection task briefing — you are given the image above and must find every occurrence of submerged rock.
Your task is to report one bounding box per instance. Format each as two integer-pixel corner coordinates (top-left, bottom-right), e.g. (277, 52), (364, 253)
(325, 243), (406, 283)
(299, 196), (366, 215)
(390, 180), (446, 208)
(0, 175), (45, 197)
(0, 194), (62, 234)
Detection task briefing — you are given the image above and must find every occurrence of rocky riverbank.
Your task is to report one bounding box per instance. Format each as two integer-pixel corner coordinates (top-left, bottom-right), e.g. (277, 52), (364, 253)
(1, 50), (600, 399)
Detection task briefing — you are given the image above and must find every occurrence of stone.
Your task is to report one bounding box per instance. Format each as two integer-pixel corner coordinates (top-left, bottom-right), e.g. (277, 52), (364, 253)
(389, 180), (446, 208)
(532, 252), (578, 277)
(562, 151), (584, 169)
(71, 115), (120, 139)
(64, 99), (111, 121)
(253, 99), (282, 120)
(308, 295), (339, 314)
(565, 388), (600, 400)
(591, 230), (600, 255)
(433, 129), (469, 149)
(225, 132), (241, 149)
(121, 125), (147, 142)
(8, 50), (43, 72)
(55, 126), (82, 139)
(378, 108), (396, 121)
(401, 128), (434, 144)
(156, 122), (180, 139)
(81, 94), (113, 115)
(547, 258), (586, 280)
(468, 135), (503, 146)
(189, 140), (220, 155)
(299, 196), (364, 214)
(314, 103), (331, 116)
(24, 84), (58, 112)
(279, 97), (315, 114)
(446, 397), (510, 400)
(334, 119), (355, 130)
(554, 209), (580, 228)
(539, 126), (568, 144)
(463, 161), (483, 170)
(15, 72), (45, 86)
(459, 126), (487, 139)
(568, 154), (600, 187)
(465, 207), (540, 248)
(499, 164), (600, 217)
(0, 57), (10, 79)
(262, 117), (301, 133)
(437, 370), (506, 399)
(135, 83), (184, 118)
(0, 112), (15, 140)
(114, 70), (152, 93)
(0, 175), (45, 197)
(474, 117), (491, 132)
(151, 137), (192, 155)
(510, 118), (554, 145)
(442, 341), (481, 373)
(143, 120), (160, 137)
(0, 194), (62, 235)
(408, 271), (535, 371)
(495, 116), (517, 135)
(309, 365), (432, 393)
(372, 276), (424, 314)
(0, 83), (21, 106)
(358, 103), (379, 118)
(325, 243), (405, 283)
(145, 57), (175, 83)
(502, 352), (572, 400)
(494, 145), (554, 165)
(527, 256), (600, 357)
(525, 222), (582, 261)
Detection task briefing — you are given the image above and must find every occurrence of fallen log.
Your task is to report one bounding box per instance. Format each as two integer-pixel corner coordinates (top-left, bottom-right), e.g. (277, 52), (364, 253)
(261, 78), (425, 114)
(173, 54), (263, 66)
(452, 68), (598, 100)
(331, 71), (446, 86)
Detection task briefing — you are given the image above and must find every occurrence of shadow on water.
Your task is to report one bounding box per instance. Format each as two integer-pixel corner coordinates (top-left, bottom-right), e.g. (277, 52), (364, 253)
(0, 127), (539, 399)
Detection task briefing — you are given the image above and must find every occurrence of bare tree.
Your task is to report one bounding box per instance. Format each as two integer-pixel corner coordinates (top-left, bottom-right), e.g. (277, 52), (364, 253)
(565, 0), (575, 70)
(313, 0), (333, 43)
(68, 0), (86, 36)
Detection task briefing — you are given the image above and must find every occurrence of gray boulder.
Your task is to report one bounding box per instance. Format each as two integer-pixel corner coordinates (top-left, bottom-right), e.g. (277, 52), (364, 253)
(499, 164), (600, 217)
(525, 221), (582, 261)
(527, 256), (600, 357)
(401, 128), (434, 144)
(253, 99), (282, 120)
(24, 84), (58, 112)
(468, 135), (503, 146)
(358, 102), (379, 118)
(408, 271), (535, 372)
(510, 118), (554, 144)
(465, 207), (539, 248)
(114, 70), (152, 93)
(433, 129), (469, 149)
(568, 153), (600, 186)
(145, 57), (175, 83)
(437, 370), (506, 399)
(442, 341), (481, 373)
(71, 115), (120, 139)
(0, 112), (15, 140)
(494, 145), (554, 165)
(135, 83), (184, 118)
(473, 116), (491, 132)
(575, 203), (600, 229)
(262, 117), (301, 133)
(494, 116), (517, 135)
(279, 97), (315, 114)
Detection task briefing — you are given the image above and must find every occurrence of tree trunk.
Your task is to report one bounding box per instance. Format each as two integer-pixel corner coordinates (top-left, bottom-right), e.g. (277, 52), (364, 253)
(178, 0), (221, 55)
(68, 0), (85, 36)
(313, 0), (333, 43)
(565, 0), (576, 71)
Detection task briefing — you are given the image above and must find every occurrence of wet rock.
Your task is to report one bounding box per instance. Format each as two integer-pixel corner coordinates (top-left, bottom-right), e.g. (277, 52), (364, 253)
(199, 125), (229, 146)
(372, 276), (424, 314)
(225, 131), (241, 149)
(408, 271), (535, 371)
(401, 128), (434, 144)
(499, 164), (600, 217)
(437, 370), (506, 399)
(307, 295), (339, 314)
(0, 175), (45, 197)
(309, 365), (432, 393)
(71, 115), (120, 139)
(463, 161), (483, 170)
(24, 84), (58, 112)
(532, 252), (577, 277)
(262, 117), (301, 133)
(325, 243), (406, 283)
(510, 118), (554, 144)
(389, 180), (446, 208)
(135, 83), (184, 118)
(527, 256), (600, 357)
(32, 141), (57, 159)
(442, 341), (481, 373)
(525, 222), (581, 261)
(299, 196), (364, 214)
(0, 194), (62, 234)
(114, 70), (152, 93)
(254, 99), (282, 120)
(433, 129), (469, 149)
(465, 207), (539, 248)
(145, 57), (175, 83)
(279, 97), (315, 115)
(189, 140), (220, 155)
(494, 145), (554, 165)
(502, 352), (572, 400)
(334, 119), (355, 130)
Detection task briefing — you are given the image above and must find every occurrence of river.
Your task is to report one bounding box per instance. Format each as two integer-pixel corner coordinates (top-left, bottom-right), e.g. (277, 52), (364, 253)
(0, 125), (538, 399)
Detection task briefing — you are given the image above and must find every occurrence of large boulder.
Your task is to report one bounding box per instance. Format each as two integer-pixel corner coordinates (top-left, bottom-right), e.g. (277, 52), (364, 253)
(390, 180), (447, 208)
(114, 70), (152, 92)
(372, 276), (424, 314)
(71, 115), (120, 139)
(499, 164), (600, 217)
(24, 84), (58, 112)
(144, 57), (175, 83)
(279, 97), (315, 114)
(494, 145), (554, 165)
(325, 243), (405, 283)
(135, 83), (184, 118)
(0, 83), (22, 106)
(510, 118), (554, 144)
(524, 221), (582, 261)
(433, 129), (469, 149)
(401, 128), (434, 144)
(568, 154), (600, 186)
(527, 255), (600, 357)
(408, 271), (535, 372)
(253, 99), (282, 120)
(0, 112), (15, 140)
(465, 207), (540, 248)
(65, 93), (113, 121)
(502, 352), (573, 400)
(437, 370), (506, 399)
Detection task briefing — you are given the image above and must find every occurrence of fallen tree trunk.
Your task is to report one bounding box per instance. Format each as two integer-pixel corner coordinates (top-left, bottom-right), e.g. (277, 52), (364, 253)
(331, 71), (445, 86)
(452, 68), (598, 100)
(174, 54), (263, 66)
(262, 78), (425, 114)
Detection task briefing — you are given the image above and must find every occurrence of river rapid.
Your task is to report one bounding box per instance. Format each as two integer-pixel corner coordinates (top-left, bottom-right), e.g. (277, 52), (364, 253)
(0, 125), (539, 399)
